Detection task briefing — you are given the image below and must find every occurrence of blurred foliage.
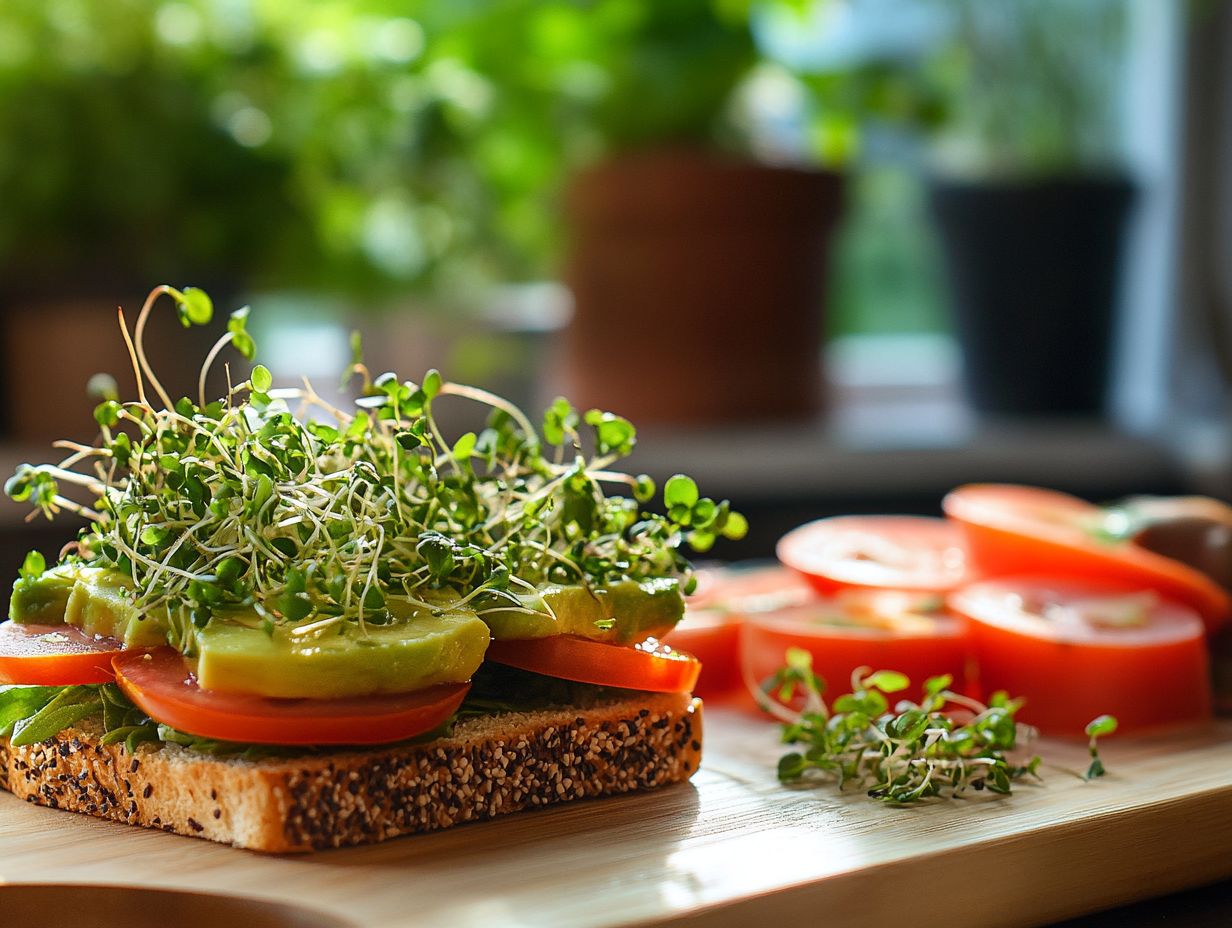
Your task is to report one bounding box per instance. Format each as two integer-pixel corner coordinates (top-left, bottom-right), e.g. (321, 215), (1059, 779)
(0, 0), (1131, 321)
(795, 0), (1127, 177)
(925, 0), (1127, 176)
(0, 0), (770, 297)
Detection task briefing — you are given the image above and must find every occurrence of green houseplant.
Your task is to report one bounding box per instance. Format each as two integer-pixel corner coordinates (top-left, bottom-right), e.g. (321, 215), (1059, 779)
(423, 0), (847, 424)
(0, 2), (304, 440)
(919, 0), (1134, 417)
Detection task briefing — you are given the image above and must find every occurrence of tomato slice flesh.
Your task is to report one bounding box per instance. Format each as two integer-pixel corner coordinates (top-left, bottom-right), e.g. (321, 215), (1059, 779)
(112, 648), (470, 746)
(674, 565), (814, 700)
(484, 636), (701, 693)
(944, 484), (1230, 633)
(949, 578), (1211, 737)
(740, 594), (970, 712)
(777, 516), (968, 594)
(0, 621), (122, 685)
(662, 611), (741, 700)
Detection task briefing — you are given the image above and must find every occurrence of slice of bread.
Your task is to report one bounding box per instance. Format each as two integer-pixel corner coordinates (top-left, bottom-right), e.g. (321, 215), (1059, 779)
(0, 692), (702, 853)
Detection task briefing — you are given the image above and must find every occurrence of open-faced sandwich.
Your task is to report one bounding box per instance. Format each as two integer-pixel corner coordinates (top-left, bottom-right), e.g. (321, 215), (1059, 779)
(0, 286), (744, 851)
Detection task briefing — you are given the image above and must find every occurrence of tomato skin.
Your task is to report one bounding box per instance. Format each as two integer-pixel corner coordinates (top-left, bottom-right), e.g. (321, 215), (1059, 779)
(944, 484), (1230, 633)
(778, 516), (969, 595)
(484, 636), (701, 694)
(113, 648), (470, 746)
(740, 598), (970, 713)
(662, 610), (741, 700)
(950, 578), (1211, 737)
(0, 621), (123, 685)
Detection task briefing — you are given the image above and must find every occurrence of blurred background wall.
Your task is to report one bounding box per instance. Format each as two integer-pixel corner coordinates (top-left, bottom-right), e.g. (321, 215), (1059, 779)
(1, 0), (1230, 567)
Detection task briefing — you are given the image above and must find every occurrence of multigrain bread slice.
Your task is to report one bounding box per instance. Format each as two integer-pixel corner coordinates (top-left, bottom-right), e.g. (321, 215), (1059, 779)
(0, 691), (702, 852)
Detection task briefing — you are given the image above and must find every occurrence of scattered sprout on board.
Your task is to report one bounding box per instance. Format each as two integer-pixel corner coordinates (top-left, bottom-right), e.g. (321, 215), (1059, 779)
(764, 648), (1116, 804)
(4, 285), (746, 654)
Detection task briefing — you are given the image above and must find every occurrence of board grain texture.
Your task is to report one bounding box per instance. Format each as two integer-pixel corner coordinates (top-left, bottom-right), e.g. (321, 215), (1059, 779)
(0, 708), (1229, 928)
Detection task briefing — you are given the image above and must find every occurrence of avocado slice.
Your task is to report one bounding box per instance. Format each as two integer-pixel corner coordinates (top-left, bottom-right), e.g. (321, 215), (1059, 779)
(64, 569), (170, 647)
(9, 565), (77, 624)
(194, 607), (490, 698)
(480, 578), (684, 644)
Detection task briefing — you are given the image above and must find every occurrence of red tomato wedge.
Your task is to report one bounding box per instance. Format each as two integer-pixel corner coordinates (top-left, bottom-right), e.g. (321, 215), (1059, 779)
(0, 621), (123, 685)
(944, 484), (1230, 633)
(741, 590), (970, 711)
(484, 636), (701, 694)
(950, 578), (1211, 737)
(777, 516), (968, 595)
(113, 648), (470, 746)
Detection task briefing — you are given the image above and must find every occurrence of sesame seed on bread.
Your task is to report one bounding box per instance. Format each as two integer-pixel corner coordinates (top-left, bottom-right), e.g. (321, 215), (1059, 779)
(0, 692), (702, 852)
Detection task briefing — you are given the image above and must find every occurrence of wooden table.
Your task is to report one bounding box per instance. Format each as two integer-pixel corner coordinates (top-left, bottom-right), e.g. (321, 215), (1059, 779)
(2, 708), (1230, 928)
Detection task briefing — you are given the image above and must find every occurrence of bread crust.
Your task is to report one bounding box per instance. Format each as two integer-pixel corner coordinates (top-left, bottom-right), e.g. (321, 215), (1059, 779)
(0, 692), (702, 852)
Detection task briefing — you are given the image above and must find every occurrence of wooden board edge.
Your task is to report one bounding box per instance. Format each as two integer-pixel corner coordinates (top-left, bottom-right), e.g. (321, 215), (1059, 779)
(633, 783), (1232, 928)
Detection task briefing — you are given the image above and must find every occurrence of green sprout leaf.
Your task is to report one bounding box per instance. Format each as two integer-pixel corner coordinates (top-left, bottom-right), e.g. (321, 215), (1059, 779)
(227, 307), (257, 361)
(664, 474), (699, 508)
(769, 660), (1115, 803)
(18, 550), (45, 583)
(1084, 714), (1118, 780)
(2, 290), (746, 679)
(865, 670), (910, 693)
(422, 369), (442, 400)
(250, 364), (273, 393)
(86, 373), (119, 402)
(176, 287), (214, 327)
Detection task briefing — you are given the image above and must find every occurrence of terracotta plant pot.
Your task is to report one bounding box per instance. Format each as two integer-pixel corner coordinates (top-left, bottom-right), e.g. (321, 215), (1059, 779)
(1, 290), (224, 443)
(563, 149), (844, 424)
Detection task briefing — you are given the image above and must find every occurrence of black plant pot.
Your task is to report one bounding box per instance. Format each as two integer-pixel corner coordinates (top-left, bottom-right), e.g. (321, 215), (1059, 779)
(928, 175), (1135, 417)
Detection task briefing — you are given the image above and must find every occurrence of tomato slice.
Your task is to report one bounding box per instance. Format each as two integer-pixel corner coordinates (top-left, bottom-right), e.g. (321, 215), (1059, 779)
(484, 636), (701, 693)
(113, 648), (469, 745)
(741, 590), (970, 712)
(950, 578), (1211, 737)
(944, 484), (1230, 633)
(777, 516), (968, 595)
(662, 610), (741, 700)
(671, 565), (815, 700)
(0, 621), (123, 685)
(688, 564), (814, 611)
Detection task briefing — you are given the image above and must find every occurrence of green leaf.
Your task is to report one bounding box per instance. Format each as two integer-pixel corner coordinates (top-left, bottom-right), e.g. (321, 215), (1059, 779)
(721, 511), (749, 540)
(94, 399), (122, 429)
(177, 287), (214, 326)
(19, 550), (45, 583)
(0, 685), (64, 739)
(423, 369), (442, 400)
(633, 474), (656, 503)
(86, 373), (119, 402)
(778, 752), (808, 782)
(1085, 715), (1118, 739)
(865, 670), (910, 693)
(251, 365), (273, 393)
(11, 691), (102, 747)
(452, 431), (477, 461)
(664, 474), (699, 508)
(227, 307), (257, 360)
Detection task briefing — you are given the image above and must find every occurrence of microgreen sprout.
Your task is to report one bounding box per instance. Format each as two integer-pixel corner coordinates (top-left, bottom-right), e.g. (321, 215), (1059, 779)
(1084, 714), (1117, 779)
(5, 285), (745, 653)
(766, 649), (1116, 803)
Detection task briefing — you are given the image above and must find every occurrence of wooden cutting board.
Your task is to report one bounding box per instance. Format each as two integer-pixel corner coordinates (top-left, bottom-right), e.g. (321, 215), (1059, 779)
(1, 708), (1230, 928)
